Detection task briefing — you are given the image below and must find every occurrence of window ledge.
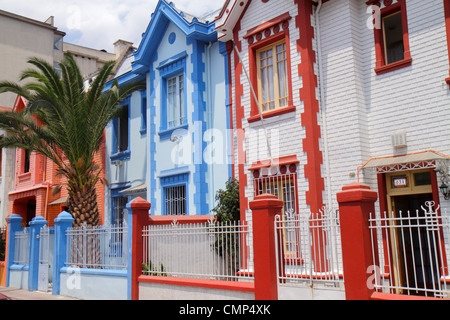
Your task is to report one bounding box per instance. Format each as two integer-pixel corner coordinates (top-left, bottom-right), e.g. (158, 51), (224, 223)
(158, 123), (188, 141)
(375, 58), (412, 75)
(18, 172), (31, 181)
(247, 105), (296, 124)
(110, 150), (130, 162)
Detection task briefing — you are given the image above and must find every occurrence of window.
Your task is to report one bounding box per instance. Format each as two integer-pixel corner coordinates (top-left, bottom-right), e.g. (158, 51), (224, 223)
(245, 13), (294, 123)
(157, 51), (188, 139)
(159, 168), (189, 215)
(117, 107), (129, 153)
(23, 149), (30, 174)
(164, 185), (186, 215)
(382, 12), (404, 65)
(370, 0), (412, 74)
(253, 166), (297, 218)
(257, 40), (288, 113)
(112, 195), (128, 226)
(140, 90), (147, 135)
(167, 74), (185, 129)
(252, 162), (298, 255)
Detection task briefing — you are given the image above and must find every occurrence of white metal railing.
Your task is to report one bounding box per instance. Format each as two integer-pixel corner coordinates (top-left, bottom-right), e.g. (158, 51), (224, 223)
(369, 201), (450, 299)
(66, 222), (128, 270)
(13, 227), (30, 265)
(142, 218), (253, 281)
(275, 209), (344, 289)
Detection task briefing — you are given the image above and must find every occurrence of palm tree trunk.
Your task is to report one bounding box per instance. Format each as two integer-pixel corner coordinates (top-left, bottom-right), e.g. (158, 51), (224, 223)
(68, 184), (99, 227)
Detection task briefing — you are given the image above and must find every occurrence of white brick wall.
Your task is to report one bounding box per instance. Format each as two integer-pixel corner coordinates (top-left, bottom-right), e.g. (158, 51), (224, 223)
(231, 0), (312, 221)
(319, 0), (450, 212)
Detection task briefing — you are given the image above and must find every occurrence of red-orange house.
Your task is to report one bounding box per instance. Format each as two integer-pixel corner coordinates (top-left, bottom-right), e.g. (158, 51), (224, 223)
(8, 96), (105, 226)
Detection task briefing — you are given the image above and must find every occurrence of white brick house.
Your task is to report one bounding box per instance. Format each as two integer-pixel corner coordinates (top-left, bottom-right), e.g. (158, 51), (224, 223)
(216, 0), (450, 217)
(216, 0), (450, 295)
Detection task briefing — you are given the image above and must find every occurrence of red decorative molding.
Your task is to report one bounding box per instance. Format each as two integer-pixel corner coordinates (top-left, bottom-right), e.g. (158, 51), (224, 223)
(233, 19), (249, 223)
(444, 0), (450, 87)
(249, 155), (299, 171)
(247, 105), (295, 123)
(294, 0), (324, 214)
(375, 57), (412, 75)
(244, 12), (291, 41)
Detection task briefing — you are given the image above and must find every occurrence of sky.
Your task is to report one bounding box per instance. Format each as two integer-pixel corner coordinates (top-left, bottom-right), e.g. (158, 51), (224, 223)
(0, 0), (224, 52)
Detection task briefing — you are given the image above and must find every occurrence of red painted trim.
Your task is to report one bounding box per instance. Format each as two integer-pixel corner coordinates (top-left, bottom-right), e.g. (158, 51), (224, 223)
(129, 197), (151, 301)
(244, 12), (291, 39)
(444, 0), (450, 87)
(430, 168), (449, 276)
(370, 0), (412, 74)
(249, 155), (299, 170)
(295, 0), (325, 214)
(247, 105), (296, 123)
(138, 275), (255, 292)
(337, 183), (378, 300)
(370, 291), (444, 300)
(233, 20), (249, 223)
(148, 214), (215, 225)
(249, 194), (283, 300)
(374, 58), (412, 75)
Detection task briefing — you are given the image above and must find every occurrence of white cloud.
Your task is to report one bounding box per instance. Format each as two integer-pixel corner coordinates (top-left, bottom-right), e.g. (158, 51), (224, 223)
(0, 0), (224, 52)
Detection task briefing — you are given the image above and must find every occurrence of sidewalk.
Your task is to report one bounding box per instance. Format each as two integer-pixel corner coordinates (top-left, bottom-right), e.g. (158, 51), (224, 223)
(0, 286), (81, 300)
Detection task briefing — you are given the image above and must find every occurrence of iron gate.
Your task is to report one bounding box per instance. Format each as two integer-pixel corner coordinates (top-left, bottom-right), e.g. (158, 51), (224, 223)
(38, 225), (52, 292)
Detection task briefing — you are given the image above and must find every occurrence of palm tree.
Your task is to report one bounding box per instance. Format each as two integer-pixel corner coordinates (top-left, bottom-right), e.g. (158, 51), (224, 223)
(0, 54), (144, 226)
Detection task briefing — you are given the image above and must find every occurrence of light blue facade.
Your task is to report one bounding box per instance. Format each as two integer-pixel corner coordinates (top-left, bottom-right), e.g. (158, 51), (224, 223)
(105, 0), (230, 220)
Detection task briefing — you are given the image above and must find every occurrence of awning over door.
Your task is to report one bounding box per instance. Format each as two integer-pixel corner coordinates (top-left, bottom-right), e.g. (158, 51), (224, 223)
(360, 150), (450, 173)
(118, 184), (147, 195)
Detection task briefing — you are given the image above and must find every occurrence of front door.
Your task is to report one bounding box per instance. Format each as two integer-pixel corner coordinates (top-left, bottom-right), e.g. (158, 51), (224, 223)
(386, 169), (442, 296)
(391, 193), (440, 296)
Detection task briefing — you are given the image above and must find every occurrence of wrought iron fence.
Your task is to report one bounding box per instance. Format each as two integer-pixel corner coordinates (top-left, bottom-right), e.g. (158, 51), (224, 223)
(369, 201), (450, 298)
(275, 209), (344, 289)
(66, 221), (128, 270)
(142, 218), (253, 281)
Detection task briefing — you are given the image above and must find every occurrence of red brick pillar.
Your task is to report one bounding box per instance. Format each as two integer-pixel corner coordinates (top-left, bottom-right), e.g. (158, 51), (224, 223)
(249, 194), (283, 300)
(127, 197), (150, 300)
(337, 182), (378, 300)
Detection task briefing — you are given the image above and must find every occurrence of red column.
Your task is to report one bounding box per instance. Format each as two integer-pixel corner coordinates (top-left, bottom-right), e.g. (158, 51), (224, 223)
(337, 182), (378, 300)
(249, 194), (283, 300)
(128, 197), (150, 300)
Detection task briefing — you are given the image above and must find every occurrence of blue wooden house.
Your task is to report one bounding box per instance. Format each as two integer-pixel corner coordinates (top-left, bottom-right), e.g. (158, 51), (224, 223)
(104, 0), (231, 223)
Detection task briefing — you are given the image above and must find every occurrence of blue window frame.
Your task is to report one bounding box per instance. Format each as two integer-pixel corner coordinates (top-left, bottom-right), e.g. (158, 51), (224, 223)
(159, 167), (189, 215)
(111, 98), (130, 161)
(157, 51), (188, 140)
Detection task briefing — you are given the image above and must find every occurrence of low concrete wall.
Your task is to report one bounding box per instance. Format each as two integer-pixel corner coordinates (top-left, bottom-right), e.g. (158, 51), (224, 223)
(59, 267), (127, 300)
(138, 276), (255, 300)
(278, 285), (346, 300)
(8, 264), (28, 290)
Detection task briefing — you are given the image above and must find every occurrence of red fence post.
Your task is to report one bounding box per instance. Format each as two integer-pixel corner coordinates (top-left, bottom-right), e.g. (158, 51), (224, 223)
(127, 197), (150, 301)
(249, 194), (283, 300)
(337, 182), (378, 300)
